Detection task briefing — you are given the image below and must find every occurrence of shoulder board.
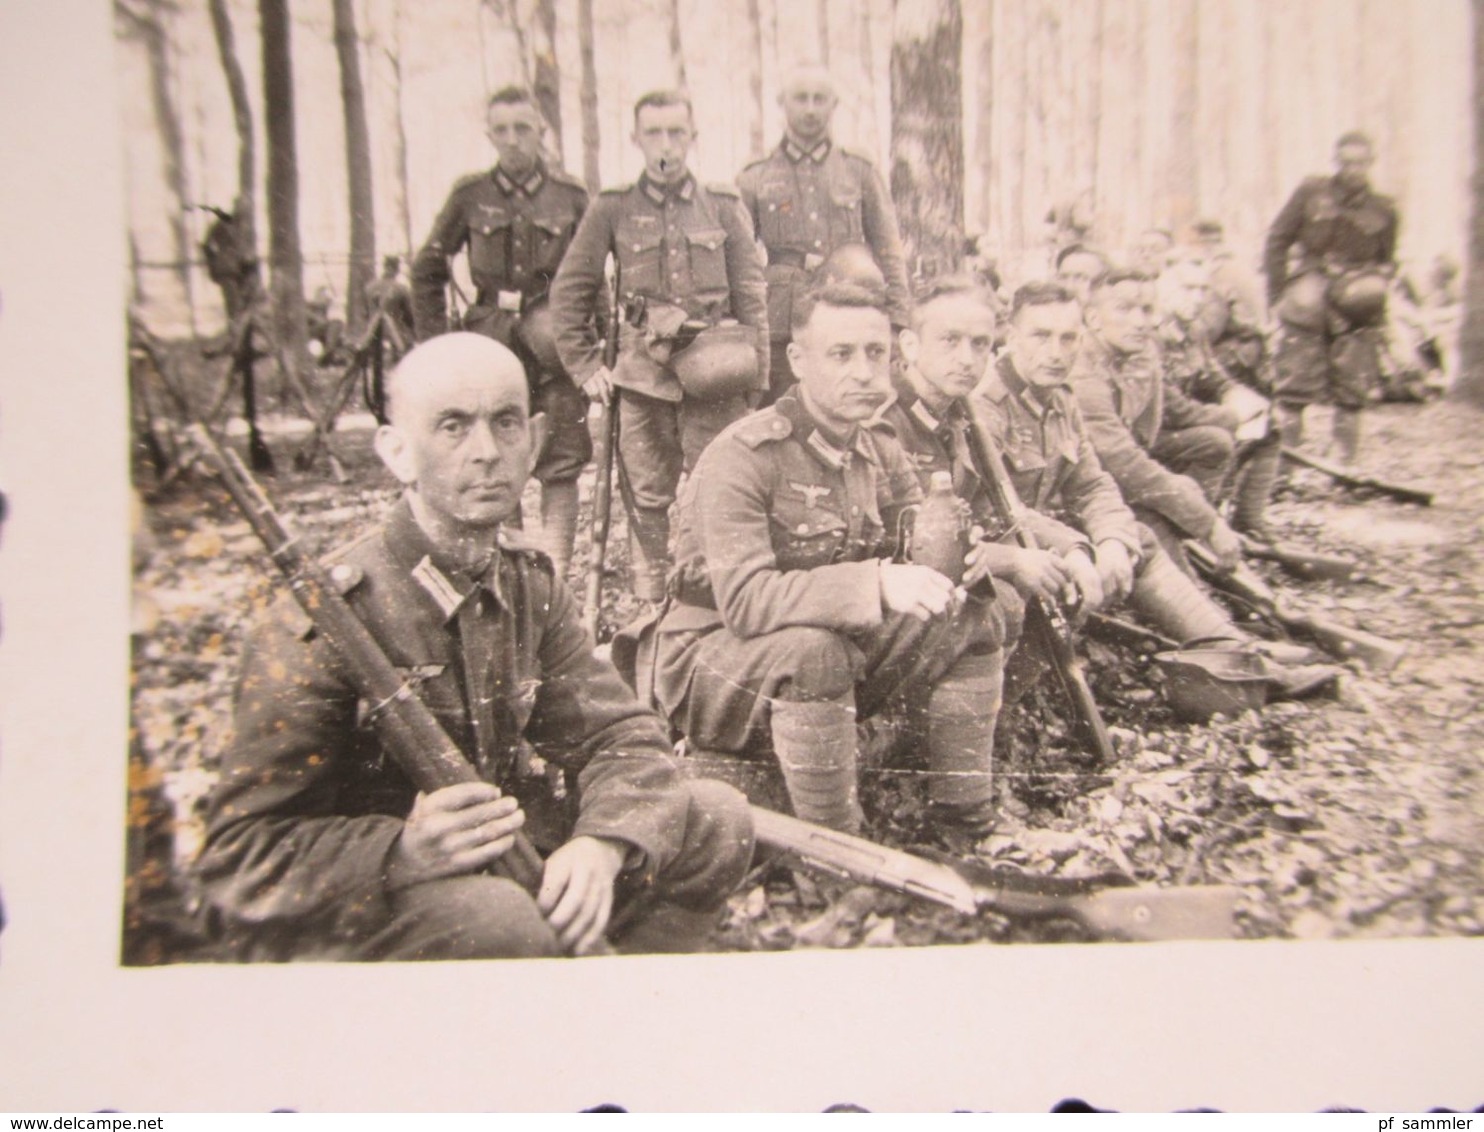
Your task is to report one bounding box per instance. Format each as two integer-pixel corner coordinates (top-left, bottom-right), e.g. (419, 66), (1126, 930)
(548, 167), (587, 191)
(739, 155), (772, 174)
(1300, 175), (1331, 194)
(451, 169), (493, 193)
(707, 181), (741, 198)
(839, 145), (878, 166)
(731, 408), (793, 449)
(599, 182), (634, 196)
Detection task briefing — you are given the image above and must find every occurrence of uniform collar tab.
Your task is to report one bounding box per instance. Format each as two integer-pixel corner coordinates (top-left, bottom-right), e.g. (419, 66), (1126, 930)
(640, 172), (695, 205)
(782, 136), (832, 164)
(495, 162), (545, 198)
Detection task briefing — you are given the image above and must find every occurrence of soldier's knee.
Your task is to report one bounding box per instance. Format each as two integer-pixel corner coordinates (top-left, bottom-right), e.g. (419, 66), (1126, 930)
(1181, 425), (1236, 467)
(769, 626), (857, 700)
(679, 778), (755, 892)
(390, 875), (562, 961)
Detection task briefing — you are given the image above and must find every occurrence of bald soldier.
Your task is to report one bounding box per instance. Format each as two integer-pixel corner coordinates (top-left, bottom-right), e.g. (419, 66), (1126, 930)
(736, 65), (911, 404)
(195, 334), (753, 961)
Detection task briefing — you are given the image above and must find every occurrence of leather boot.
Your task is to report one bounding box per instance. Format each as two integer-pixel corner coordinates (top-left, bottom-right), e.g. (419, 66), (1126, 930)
(770, 695), (862, 833)
(628, 507), (672, 603)
(924, 650), (1003, 837)
(1231, 437), (1282, 544)
(539, 480), (580, 581)
(1131, 545), (1239, 644)
(1330, 407), (1363, 468)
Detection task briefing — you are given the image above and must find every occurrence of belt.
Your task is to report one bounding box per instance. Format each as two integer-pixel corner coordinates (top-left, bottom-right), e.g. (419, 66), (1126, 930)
(767, 249), (825, 272)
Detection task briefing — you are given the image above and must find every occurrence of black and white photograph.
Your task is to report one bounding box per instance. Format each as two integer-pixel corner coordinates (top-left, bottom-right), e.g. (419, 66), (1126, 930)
(2, 0), (1483, 1112)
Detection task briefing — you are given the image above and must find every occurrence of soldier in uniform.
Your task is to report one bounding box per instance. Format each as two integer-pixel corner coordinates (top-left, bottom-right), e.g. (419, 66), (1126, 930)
(735, 65), (911, 405)
(1265, 131), (1400, 466)
(1069, 267), (1244, 570)
(653, 282), (1011, 838)
(363, 254), (416, 353)
(411, 86), (592, 577)
(194, 334), (754, 961)
(549, 90), (769, 602)
(1054, 244), (1110, 307)
(973, 283), (1339, 696)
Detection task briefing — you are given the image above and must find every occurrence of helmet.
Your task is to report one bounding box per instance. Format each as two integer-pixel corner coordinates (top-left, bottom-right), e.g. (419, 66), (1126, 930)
(1274, 271), (1329, 333)
(1327, 270), (1389, 327)
(672, 323), (761, 401)
(817, 243), (886, 290)
(516, 301), (565, 375)
(1155, 648), (1268, 723)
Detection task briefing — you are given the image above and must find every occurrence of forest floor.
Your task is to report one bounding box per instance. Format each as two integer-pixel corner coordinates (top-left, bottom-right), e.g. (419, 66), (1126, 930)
(125, 372), (1484, 961)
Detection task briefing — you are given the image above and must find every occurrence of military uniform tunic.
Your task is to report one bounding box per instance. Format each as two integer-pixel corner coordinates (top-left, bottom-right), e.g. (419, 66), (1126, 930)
(654, 393), (1005, 754)
(1069, 335), (1233, 541)
(970, 355), (1141, 560)
(412, 160), (593, 483)
(737, 138), (911, 398)
(195, 498), (752, 960)
(1264, 174), (1400, 408)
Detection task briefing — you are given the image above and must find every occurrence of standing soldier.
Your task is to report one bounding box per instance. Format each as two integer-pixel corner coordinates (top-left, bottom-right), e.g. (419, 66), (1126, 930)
(411, 86), (592, 577)
(1264, 131), (1399, 467)
(363, 254), (416, 352)
(549, 90), (769, 603)
(736, 65), (911, 405)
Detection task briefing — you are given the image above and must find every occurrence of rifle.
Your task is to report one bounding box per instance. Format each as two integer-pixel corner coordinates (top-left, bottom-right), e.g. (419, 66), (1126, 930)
(964, 420), (1117, 765)
(583, 258), (624, 642)
(1281, 446), (1434, 507)
(188, 424), (546, 894)
(1186, 540), (1406, 674)
(1238, 534), (1356, 583)
(751, 807), (1239, 941)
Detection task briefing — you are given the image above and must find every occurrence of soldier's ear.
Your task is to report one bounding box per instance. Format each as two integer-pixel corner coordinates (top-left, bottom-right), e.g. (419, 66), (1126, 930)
(374, 423), (418, 486)
(526, 412), (548, 464)
(898, 326), (921, 366)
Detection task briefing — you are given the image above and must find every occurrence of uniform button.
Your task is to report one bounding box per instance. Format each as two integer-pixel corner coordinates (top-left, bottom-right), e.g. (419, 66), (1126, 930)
(809, 212), (818, 221)
(797, 523), (809, 535)
(851, 506), (860, 515)
(633, 244), (642, 251)
(814, 239), (823, 248)
(331, 564), (354, 585)
(768, 203), (776, 211)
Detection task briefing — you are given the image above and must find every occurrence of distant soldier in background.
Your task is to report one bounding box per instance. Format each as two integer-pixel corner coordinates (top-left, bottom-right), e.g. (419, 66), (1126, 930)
(736, 64), (911, 405)
(412, 86), (591, 576)
(1188, 218), (1268, 392)
(1053, 244), (1110, 307)
(363, 254), (416, 350)
(549, 90), (769, 603)
(1265, 131), (1399, 467)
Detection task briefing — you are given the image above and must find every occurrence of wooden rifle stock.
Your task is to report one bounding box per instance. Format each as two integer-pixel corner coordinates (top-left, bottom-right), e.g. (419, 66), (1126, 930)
(751, 807), (1238, 941)
(965, 420), (1116, 764)
(1238, 534), (1355, 582)
(583, 260), (624, 642)
(1186, 540), (1406, 674)
(188, 424), (546, 893)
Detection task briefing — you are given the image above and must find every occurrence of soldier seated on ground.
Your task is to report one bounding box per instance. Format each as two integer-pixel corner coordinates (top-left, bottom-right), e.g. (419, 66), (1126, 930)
(651, 281), (1013, 838)
(195, 333), (753, 961)
(972, 282), (1340, 700)
(1069, 267), (1243, 569)
(1157, 254), (1284, 545)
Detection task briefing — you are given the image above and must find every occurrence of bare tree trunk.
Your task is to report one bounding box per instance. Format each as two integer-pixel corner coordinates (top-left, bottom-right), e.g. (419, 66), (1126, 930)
(969, 0), (993, 243)
(207, 0), (258, 275)
(817, 0), (831, 64)
(578, 0), (601, 191)
(890, 0), (964, 279)
(746, 0), (765, 156)
(1457, 0), (1484, 406)
(533, 0), (564, 158)
(387, 1), (414, 255)
(260, 0), (309, 381)
(333, 0), (376, 333)
(1169, 0), (1198, 231)
(116, 1), (193, 310)
(667, 0), (689, 91)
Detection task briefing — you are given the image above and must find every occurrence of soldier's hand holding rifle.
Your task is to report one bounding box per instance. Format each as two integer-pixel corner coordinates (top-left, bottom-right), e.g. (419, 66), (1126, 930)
(583, 366), (615, 407)
(1205, 516), (1243, 573)
(384, 783), (527, 890)
(1093, 539), (1136, 603)
(964, 536), (1073, 606)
